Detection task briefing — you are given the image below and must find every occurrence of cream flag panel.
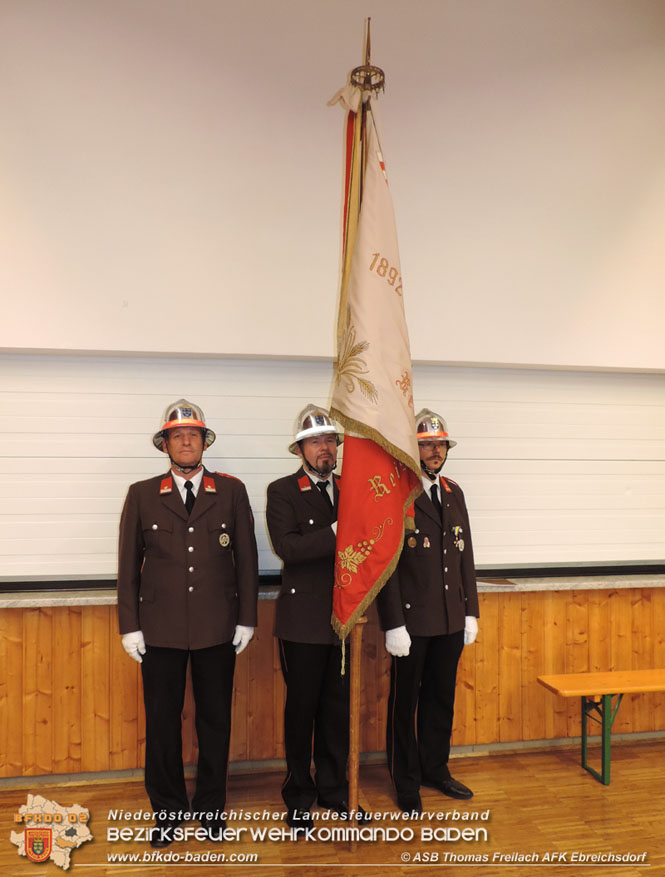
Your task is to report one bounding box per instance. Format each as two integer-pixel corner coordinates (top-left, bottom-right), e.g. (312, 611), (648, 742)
(332, 102), (419, 469)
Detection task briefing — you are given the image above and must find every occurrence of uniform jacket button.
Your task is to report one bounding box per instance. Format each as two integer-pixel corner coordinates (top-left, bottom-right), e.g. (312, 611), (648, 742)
(290, 588), (296, 594)
(152, 524), (158, 530)
(188, 546), (194, 553)
(188, 526), (194, 533)
(405, 602), (411, 609)
(188, 586), (194, 592)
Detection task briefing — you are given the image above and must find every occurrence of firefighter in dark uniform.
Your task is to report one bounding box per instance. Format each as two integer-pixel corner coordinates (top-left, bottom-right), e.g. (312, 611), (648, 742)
(377, 409), (479, 813)
(266, 405), (369, 832)
(117, 399), (258, 847)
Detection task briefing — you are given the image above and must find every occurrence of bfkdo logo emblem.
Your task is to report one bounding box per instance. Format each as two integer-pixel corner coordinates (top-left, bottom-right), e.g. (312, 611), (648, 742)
(25, 827), (52, 863)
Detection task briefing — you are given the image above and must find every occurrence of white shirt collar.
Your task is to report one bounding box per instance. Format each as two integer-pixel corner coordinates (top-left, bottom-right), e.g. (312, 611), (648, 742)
(171, 467), (204, 499)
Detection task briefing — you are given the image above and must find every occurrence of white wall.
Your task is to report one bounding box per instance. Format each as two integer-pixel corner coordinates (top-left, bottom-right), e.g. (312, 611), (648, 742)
(1, 354), (663, 580)
(1, 0), (665, 369)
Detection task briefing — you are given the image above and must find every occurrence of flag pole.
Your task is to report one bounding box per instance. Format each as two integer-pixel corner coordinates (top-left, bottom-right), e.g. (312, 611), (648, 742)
(345, 19), (385, 842)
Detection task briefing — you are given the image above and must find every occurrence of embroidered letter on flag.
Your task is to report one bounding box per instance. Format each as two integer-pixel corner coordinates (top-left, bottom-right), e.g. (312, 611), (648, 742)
(329, 83), (422, 640)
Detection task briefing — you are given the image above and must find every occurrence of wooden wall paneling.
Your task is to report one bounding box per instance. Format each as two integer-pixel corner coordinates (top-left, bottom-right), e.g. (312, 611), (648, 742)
(542, 591), (568, 740)
(587, 588), (611, 672)
(22, 608), (53, 775)
(52, 607), (82, 773)
(472, 592), (499, 745)
(610, 589), (634, 733)
(630, 588), (654, 733)
(564, 591), (590, 736)
(359, 603), (384, 753)
(652, 588), (665, 729)
(0, 609), (24, 776)
(520, 591), (547, 741)
(109, 611), (140, 771)
(497, 593), (522, 742)
(453, 629), (476, 746)
(80, 606), (110, 772)
(247, 601), (278, 761)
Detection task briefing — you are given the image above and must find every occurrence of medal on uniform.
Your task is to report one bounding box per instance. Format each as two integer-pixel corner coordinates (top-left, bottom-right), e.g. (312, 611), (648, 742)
(453, 525), (464, 551)
(219, 533), (230, 547)
(407, 536), (417, 548)
(423, 537), (431, 549)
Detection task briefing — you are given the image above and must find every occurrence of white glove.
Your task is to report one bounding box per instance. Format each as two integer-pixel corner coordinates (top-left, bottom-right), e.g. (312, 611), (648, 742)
(232, 625), (254, 655)
(385, 626), (411, 657)
(464, 616), (479, 645)
(121, 630), (146, 663)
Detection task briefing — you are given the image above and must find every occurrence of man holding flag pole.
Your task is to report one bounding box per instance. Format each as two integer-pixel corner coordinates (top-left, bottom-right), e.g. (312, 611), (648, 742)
(328, 21), (423, 817)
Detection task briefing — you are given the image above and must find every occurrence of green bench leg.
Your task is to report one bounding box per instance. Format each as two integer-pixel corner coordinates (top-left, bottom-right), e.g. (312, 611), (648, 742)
(580, 693), (623, 784)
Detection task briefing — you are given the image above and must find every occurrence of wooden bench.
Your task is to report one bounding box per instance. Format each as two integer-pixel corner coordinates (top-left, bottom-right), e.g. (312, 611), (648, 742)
(537, 669), (665, 785)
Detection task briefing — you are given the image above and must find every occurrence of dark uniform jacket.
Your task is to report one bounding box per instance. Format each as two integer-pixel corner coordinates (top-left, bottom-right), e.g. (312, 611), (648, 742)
(117, 468), (258, 650)
(377, 475), (479, 637)
(266, 466), (340, 645)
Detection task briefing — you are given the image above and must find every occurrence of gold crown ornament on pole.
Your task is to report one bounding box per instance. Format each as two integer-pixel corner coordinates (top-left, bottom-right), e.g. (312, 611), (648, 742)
(350, 18), (385, 95)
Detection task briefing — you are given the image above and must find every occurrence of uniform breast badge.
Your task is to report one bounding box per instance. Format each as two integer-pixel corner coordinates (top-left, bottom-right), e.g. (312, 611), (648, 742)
(219, 533), (230, 548)
(452, 525), (464, 551)
(407, 536), (417, 548)
(423, 537), (431, 549)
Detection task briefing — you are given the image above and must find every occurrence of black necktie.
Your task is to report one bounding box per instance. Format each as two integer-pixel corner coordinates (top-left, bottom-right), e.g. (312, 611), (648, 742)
(317, 480), (333, 510)
(430, 482), (442, 520)
(184, 480), (196, 515)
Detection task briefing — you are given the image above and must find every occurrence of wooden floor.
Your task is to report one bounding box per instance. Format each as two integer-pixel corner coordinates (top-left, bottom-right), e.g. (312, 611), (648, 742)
(2, 741), (664, 876)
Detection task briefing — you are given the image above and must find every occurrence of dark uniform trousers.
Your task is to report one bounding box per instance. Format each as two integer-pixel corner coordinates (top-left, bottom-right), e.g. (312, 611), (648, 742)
(279, 640), (349, 810)
(266, 466), (348, 811)
(118, 469), (258, 817)
(387, 631), (464, 796)
(141, 641), (236, 815)
(378, 476), (479, 800)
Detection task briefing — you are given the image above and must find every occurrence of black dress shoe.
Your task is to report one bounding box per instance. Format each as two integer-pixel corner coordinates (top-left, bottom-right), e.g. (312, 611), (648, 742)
(200, 818), (226, 841)
(422, 776), (473, 800)
(318, 800), (372, 824)
(396, 793), (422, 814)
(149, 820), (180, 849)
(286, 809), (314, 831)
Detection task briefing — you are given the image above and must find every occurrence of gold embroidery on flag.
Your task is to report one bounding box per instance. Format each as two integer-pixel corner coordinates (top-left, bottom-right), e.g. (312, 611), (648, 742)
(335, 307), (378, 403)
(368, 475), (391, 500)
(336, 518), (391, 587)
(395, 371), (413, 408)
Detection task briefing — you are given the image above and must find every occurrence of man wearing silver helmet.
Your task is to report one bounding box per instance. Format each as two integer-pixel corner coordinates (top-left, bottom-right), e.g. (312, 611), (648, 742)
(377, 409), (479, 813)
(266, 405), (369, 832)
(117, 399), (258, 847)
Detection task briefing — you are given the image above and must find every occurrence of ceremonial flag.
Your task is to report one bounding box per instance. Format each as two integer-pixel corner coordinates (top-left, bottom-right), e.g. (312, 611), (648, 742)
(329, 74), (422, 641)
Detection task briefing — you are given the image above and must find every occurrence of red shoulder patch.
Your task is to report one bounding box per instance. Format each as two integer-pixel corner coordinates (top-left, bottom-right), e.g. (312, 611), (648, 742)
(159, 476), (173, 494)
(215, 472), (242, 482)
(439, 476), (453, 494)
(203, 475), (217, 493)
(298, 475), (312, 492)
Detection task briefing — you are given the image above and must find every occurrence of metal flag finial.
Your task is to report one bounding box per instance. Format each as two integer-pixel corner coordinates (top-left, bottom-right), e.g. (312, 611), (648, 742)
(350, 17), (385, 95)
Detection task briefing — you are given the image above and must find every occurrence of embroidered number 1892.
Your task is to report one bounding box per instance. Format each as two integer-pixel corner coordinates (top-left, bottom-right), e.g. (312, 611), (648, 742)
(369, 253), (402, 295)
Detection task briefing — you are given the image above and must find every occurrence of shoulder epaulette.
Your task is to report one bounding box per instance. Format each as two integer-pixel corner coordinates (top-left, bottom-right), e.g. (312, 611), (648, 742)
(439, 476), (453, 494)
(215, 472), (242, 482)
